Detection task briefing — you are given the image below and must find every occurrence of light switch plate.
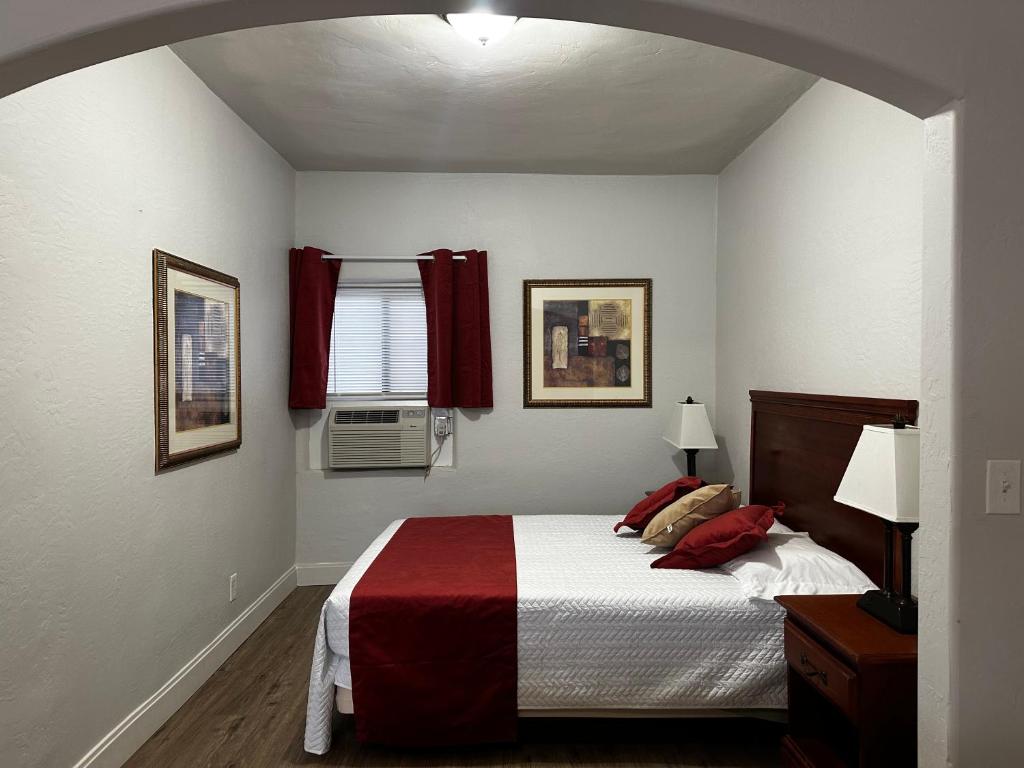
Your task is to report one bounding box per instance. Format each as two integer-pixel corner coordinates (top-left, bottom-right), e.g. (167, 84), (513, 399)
(986, 460), (1021, 515)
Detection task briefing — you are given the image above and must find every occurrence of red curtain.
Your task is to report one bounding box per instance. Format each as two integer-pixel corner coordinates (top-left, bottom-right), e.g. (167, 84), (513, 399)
(288, 246), (341, 409)
(418, 249), (493, 408)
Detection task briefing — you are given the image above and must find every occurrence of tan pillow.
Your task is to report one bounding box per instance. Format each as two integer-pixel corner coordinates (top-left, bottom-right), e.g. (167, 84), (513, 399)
(641, 484), (739, 547)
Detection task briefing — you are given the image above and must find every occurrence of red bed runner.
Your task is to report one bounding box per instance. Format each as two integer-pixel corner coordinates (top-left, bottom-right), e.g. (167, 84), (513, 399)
(349, 515), (518, 746)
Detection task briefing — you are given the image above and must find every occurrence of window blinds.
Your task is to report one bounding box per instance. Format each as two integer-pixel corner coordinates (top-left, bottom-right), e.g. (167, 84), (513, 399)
(327, 283), (428, 396)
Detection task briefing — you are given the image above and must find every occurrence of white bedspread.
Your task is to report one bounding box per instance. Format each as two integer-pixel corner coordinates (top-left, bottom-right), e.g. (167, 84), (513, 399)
(304, 515), (786, 754)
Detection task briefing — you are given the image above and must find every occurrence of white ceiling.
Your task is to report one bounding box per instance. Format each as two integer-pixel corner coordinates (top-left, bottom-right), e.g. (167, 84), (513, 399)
(172, 16), (816, 174)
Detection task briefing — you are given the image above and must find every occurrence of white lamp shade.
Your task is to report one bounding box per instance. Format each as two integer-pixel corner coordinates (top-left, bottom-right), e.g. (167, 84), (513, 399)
(663, 401), (718, 450)
(834, 425), (920, 523)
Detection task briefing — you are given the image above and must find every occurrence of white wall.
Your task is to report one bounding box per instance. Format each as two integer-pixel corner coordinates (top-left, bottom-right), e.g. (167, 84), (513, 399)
(0, 48), (296, 768)
(918, 107), (956, 768)
(955, 9), (1024, 764)
(715, 80), (924, 494)
(294, 172), (718, 567)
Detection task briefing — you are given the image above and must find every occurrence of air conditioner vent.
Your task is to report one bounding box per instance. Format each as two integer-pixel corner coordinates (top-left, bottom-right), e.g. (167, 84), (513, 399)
(334, 409), (399, 425)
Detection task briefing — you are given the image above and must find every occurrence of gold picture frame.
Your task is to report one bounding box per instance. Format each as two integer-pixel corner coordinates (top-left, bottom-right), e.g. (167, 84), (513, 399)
(523, 278), (652, 408)
(153, 249), (241, 471)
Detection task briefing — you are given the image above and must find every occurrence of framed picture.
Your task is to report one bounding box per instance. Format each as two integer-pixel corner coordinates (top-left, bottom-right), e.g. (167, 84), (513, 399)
(152, 249), (241, 471)
(523, 278), (652, 408)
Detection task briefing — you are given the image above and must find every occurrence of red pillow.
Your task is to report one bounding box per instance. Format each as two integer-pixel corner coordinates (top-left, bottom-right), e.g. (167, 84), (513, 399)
(613, 476), (705, 533)
(651, 503), (784, 569)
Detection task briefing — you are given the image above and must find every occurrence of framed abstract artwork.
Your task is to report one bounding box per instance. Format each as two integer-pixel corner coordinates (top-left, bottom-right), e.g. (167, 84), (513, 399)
(152, 249), (241, 471)
(523, 278), (652, 408)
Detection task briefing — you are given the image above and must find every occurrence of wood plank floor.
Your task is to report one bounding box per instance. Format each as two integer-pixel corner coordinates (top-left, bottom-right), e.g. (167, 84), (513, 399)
(124, 586), (784, 768)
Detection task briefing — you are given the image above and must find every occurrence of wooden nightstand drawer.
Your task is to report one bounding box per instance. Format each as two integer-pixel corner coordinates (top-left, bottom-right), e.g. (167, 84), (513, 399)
(784, 619), (857, 721)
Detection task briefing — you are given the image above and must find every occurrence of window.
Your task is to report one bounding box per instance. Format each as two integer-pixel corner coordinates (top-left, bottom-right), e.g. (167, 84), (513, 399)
(327, 282), (428, 397)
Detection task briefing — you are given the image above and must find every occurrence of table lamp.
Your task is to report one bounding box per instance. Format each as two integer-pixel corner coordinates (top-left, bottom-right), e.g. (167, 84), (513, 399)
(834, 422), (920, 634)
(663, 396), (718, 477)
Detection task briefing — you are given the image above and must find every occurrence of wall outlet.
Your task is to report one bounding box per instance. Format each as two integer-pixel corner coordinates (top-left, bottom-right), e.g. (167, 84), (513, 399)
(986, 460), (1021, 515)
(229, 572), (238, 602)
(432, 409), (453, 438)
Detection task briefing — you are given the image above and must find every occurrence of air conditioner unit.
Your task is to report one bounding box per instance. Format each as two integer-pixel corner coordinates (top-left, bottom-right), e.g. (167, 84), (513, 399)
(327, 403), (428, 469)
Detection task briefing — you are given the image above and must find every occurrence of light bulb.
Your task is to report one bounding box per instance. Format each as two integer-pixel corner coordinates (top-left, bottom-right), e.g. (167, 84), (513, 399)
(445, 13), (518, 47)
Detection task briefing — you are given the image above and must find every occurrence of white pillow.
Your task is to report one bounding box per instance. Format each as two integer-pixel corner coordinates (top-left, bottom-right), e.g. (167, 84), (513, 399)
(766, 519), (802, 535)
(720, 530), (877, 601)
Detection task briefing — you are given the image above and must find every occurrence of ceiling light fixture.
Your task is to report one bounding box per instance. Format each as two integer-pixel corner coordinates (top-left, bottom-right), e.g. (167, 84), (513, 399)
(444, 12), (518, 47)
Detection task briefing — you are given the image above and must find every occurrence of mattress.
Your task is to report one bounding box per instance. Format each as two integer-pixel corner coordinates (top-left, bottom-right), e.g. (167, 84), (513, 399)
(305, 514), (787, 754)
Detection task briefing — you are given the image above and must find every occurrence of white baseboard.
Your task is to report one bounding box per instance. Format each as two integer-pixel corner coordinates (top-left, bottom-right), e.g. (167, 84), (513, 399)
(72, 566), (297, 768)
(296, 561), (352, 585)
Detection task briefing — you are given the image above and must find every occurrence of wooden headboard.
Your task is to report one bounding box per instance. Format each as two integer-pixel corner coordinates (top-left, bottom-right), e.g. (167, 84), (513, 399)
(748, 391), (918, 587)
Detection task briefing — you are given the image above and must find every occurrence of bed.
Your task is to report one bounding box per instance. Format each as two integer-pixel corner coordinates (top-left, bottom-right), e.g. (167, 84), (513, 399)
(304, 390), (918, 753)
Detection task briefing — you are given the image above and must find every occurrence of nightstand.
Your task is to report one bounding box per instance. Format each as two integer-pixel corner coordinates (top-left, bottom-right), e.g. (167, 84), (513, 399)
(775, 594), (917, 768)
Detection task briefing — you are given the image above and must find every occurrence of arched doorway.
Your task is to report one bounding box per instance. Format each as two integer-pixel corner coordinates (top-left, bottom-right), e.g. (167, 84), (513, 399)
(0, 1), (958, 117)
(0, 3), (961, 766)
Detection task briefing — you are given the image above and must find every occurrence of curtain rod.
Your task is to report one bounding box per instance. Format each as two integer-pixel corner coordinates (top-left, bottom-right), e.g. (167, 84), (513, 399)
(320, 254), (468, 262)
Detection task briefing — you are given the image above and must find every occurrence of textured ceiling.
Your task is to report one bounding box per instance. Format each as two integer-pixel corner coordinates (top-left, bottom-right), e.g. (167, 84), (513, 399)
(172, 16), (816, 174)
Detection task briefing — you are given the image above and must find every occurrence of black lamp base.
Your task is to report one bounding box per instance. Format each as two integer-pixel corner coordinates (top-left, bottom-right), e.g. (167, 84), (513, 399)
(683, 448), (699, 477)
(857, 589), (918, 634)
